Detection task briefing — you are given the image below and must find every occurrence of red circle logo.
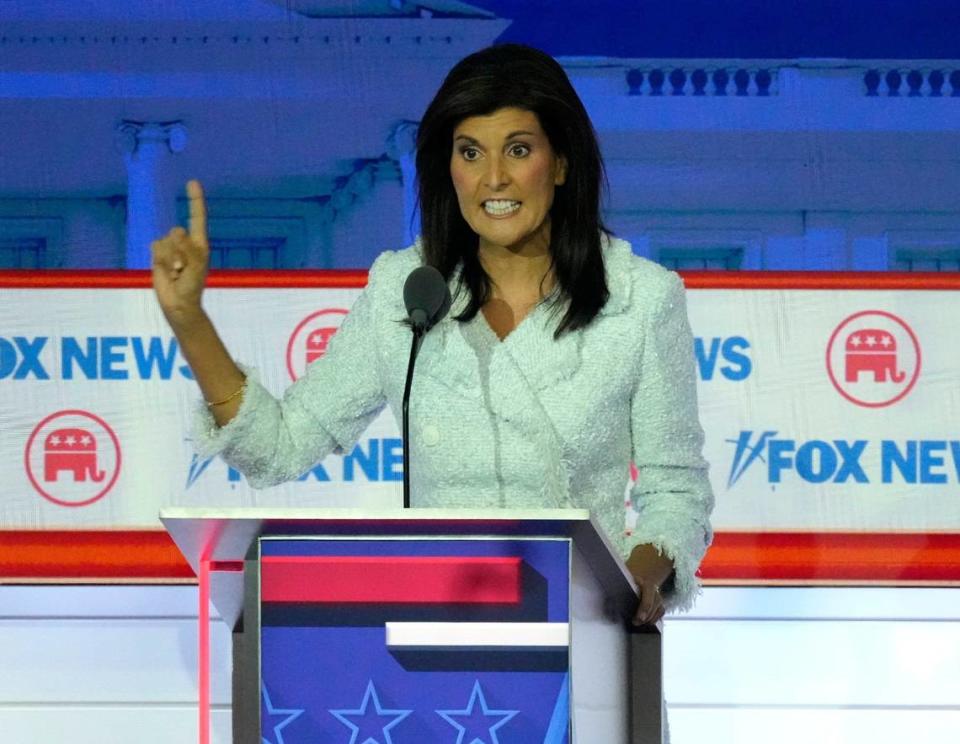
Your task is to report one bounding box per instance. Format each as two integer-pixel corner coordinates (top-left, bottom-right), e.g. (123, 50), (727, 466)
(24, 410), (122, 507)
(285, 308), (349, 381)
(825, 310), (921, 408)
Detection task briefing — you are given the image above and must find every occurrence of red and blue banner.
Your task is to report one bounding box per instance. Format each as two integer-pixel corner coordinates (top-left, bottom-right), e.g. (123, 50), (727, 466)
(258, 538), (570, 743)
(1, 270), (958, 584)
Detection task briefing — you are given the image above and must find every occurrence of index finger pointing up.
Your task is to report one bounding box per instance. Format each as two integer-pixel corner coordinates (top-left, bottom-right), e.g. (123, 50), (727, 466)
(186, 179), (208, 247)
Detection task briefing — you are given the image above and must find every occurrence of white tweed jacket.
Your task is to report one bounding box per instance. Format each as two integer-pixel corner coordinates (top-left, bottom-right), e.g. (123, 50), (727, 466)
(193, 236), (714, 611)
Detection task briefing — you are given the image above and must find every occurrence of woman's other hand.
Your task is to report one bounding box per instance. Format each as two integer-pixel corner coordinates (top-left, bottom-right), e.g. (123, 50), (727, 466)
(626, 543), (675, 626)
(150, 179), (210, 330)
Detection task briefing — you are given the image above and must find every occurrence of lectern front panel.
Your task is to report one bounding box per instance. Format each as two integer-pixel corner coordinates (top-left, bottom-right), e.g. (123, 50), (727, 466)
(257, 536), (572, 743)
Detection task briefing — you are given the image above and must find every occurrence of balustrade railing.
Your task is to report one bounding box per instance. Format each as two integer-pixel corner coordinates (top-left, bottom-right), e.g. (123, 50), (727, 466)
(605, 61), (960, 98)
(625, 65), (776, 96)
(864, 68), (960, 97)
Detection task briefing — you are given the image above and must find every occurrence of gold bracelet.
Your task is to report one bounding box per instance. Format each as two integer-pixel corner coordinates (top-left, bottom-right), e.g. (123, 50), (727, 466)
(205, 378), (246, 407)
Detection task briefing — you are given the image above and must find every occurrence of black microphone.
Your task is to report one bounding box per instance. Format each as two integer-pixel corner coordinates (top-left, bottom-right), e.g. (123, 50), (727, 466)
(401, 266), (451, 508)
(403, 265), (451, 331)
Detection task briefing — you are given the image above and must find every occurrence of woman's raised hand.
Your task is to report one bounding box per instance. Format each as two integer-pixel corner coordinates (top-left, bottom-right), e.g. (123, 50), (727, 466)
(147, 180), (246, 426)
(151, 180), (210, 329)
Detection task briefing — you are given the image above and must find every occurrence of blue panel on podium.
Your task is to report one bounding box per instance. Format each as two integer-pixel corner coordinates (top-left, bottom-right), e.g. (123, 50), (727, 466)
(258, 537), (571, 743)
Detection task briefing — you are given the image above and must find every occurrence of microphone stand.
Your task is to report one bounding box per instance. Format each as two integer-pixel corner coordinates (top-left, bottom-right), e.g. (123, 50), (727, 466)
(401, 324), (426, 508)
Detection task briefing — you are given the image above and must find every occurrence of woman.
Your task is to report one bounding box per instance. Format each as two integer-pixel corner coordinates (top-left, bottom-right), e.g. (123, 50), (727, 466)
(150, 44), (713, 626)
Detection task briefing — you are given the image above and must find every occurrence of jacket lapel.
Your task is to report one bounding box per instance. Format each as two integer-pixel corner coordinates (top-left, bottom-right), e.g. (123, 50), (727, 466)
(497, 306), (582, 393)
(496, 235), (634, 392)
(414, 235), (634, 403)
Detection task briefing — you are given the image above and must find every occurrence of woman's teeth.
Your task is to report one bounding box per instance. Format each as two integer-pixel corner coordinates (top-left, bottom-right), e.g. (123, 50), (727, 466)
(483, 200), (520, 216)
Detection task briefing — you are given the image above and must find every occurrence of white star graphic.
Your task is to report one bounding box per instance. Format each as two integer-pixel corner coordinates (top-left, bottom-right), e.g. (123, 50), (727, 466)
(849, 335), (862, 347)
(880, 334), (892, 347)
(330, 680), (412, 744)
(261, 683), (304, 744)
(64, 435), (76, 446)
(80, 435), (92, 446)
(865, 335), (877, 347)
(436, 680), (519, 744)
(50, 435), (62, 446)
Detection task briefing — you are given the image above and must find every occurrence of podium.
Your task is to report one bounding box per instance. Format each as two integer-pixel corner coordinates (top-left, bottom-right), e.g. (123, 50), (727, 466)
(161, 508), (664, 744)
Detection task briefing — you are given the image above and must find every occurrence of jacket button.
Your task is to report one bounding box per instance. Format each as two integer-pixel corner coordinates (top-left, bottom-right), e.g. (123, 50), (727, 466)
(422, 424), (440, 446)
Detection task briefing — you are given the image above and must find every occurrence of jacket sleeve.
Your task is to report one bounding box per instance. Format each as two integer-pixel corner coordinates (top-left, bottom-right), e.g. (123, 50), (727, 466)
(626, 270), (714, 612)
(189, 254), (391, 489)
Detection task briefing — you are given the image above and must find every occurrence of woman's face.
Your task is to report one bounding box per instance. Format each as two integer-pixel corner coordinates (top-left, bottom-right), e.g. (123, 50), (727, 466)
(450, 107), (567, 255)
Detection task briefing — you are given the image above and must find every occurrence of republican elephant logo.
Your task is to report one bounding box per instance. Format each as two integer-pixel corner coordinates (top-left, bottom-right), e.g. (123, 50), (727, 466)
(43, 427), (106, 483)
(844, 329), (906, 384)
(286, 308), (349, 381)
(826, 311), (921, 408)
(25, 410), (121, 507)
(305, 327), (338, 366)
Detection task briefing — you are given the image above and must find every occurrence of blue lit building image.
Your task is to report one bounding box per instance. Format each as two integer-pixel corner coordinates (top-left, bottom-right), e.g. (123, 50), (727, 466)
(1, 1), (958, 272)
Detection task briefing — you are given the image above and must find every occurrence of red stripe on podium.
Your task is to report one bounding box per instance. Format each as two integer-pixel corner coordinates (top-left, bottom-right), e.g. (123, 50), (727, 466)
(2, 530), (958, 584)
(260, 556), (523, 604)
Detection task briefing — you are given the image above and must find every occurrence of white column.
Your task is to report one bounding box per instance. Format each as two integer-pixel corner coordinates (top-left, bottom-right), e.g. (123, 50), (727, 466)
(115, 121), (188, 269)
(387, 120), (420, 246)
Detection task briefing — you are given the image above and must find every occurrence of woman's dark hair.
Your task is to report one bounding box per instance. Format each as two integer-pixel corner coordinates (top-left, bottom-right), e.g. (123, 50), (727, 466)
(415, 43), (609, 337)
